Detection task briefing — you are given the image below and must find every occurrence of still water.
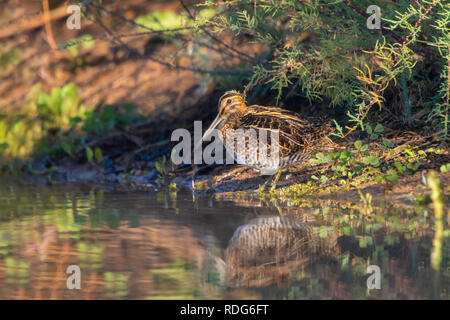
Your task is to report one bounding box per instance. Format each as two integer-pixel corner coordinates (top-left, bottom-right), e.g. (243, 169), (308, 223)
(0, 184), (447, 299)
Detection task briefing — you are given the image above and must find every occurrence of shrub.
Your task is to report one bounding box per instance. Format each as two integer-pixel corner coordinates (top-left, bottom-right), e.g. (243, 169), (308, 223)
(200, 0), (450, 139)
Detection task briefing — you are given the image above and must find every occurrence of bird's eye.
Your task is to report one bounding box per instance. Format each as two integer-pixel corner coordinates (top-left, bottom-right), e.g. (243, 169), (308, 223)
(227, 99), (232, 104)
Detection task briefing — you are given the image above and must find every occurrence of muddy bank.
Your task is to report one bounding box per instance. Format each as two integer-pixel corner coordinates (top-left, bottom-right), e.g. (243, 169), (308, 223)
(9, 152), (448, 209)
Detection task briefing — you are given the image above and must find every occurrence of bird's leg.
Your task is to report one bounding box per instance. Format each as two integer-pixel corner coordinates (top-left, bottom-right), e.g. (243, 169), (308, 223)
(270, 169), (283, 192)
(256, 175), (274, 193)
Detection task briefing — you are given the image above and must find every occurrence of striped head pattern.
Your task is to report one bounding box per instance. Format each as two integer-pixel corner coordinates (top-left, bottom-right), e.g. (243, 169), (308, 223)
(218, 91), (247, 117)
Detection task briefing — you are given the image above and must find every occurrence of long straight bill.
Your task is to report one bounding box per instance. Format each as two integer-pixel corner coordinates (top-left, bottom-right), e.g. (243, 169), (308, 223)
(194, 114), (224, 164)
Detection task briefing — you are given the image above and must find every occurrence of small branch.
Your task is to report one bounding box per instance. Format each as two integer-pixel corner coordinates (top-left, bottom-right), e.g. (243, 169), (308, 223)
(42, 0), (63, 59)
(401, 0), (441, 48)
(340, 0), (441, 59)
(88, 1), (197, 35)
(89, 10), (249, 76)
(178, 0), (255, 62)
(341, 0), (402, 43)
(0, 5), (69, 39)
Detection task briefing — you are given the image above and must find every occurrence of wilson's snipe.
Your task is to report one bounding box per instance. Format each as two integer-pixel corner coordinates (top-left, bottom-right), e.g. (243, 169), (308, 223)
(200, 91), (339, 192)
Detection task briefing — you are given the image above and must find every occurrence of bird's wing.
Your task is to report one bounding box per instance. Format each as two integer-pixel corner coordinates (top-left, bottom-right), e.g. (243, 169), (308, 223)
(238, 106), (312, 152)
(236, 106), (335, 157)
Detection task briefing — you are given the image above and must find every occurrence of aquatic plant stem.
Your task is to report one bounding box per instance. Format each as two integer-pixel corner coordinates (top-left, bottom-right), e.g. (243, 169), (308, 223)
(270, 169), (283, 192)
(427, 171), (444, 271)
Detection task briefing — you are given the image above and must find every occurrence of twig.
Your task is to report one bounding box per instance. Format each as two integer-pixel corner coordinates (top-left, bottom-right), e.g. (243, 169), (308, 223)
(341, 0), (443, 138)
(340, 0), (441, 58)
(179, 0), (255, 62)
(89, 9), (250, 76)
(341, 0), (402, 43)
(42, 0), (62, 59)
(0, 4), (69, 39)
(88, 1), (197, 35)
(401, 0), (441, 48)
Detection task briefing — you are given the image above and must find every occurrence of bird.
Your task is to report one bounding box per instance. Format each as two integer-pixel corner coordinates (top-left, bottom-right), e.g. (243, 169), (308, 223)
(199, 91), (340, 192)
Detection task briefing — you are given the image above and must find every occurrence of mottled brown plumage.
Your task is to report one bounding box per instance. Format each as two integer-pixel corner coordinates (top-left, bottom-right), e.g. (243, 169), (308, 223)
(201, 91), (338, 191)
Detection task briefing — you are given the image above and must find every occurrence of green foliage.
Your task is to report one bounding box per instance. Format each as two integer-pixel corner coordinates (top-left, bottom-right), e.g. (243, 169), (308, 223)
(80, 104), (140, 136)
(0, 84), (142, 168)
(202, 0), (450, 138)
(0, 83), (86, 161)
(366, 123), (384, 140)
(35, 83), (86, 130)
(95, 147), (103, 164)
(155, 155), (169, 186)
(136, 11), (189, 31)
(440, 163), (450, 173)
(85, 146), (103, 164)
(206, 0), (376, 103)
(86, 146), (94, 163)
(0, 115), (41, 160)
(155, 155), (177, 188)
(65, 34), (95, 57)
(307, 124), (438, 187)
(135, 9), (216, 32)
(427, 170), (445, 271)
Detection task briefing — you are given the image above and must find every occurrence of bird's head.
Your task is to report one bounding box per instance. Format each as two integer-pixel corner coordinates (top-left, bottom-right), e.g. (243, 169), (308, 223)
(218, 91), (247, 116)
(201, 91), (246, 142)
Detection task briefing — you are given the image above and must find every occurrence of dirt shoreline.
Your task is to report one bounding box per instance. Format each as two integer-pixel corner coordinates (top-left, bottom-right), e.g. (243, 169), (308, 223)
(7, 159), (448, 209)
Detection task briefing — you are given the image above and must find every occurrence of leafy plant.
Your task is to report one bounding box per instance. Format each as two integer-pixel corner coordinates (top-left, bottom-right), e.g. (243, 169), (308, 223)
(79, 104), (140, 136)
(35, 83), (87, 130)
(200, 0), (450, 139)
(308, 124), (436, 187)
(0, 83), (143, 169)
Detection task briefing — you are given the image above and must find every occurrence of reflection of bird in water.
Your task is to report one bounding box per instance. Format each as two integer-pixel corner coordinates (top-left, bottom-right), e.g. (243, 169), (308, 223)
(200, 91), (340, 191)
(223, 216), (339, 288)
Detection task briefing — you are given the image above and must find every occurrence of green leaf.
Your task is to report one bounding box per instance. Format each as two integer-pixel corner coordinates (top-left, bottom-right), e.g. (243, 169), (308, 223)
(61, 141), (73, 157)
(94, 147), (103, 164)
(332, 120), (344, 138)
(385, 169), (398, 183)
(362, 156), (370, 165)
(374, 124), (384, 133)
(370, 156), (380, 167)
(86, 146), (94, 163)
(155, 161), (163, 174)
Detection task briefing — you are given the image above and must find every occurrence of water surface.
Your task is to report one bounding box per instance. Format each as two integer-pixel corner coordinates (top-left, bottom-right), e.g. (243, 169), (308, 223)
(0, 184), (447, 299)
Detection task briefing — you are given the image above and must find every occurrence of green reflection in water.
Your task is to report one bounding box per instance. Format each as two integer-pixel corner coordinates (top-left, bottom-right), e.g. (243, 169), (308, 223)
(0, 184), (447, 299)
